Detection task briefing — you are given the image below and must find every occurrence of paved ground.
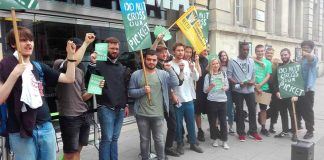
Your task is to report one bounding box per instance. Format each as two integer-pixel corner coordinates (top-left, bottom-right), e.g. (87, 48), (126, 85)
(58, 76), (324, 160)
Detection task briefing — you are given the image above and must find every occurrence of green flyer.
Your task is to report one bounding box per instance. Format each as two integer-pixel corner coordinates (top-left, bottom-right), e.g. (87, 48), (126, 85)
(87, 74), (104, 95)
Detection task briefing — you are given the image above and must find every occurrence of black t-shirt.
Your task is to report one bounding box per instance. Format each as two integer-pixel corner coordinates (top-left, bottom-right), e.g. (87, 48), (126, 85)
(0, 56), (60, 133)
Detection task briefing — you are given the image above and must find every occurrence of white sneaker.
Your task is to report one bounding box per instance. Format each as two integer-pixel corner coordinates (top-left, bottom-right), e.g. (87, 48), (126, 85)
(212, 139), (219, 147)
(222, 141), (230, 149)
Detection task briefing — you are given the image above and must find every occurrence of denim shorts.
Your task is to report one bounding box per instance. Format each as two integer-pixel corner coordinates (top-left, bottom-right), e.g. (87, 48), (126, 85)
(59, 113), (91, 153)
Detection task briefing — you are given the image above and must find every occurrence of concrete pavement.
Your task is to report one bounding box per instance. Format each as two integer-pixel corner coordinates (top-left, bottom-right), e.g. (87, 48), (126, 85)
(71, 76), (324, 160)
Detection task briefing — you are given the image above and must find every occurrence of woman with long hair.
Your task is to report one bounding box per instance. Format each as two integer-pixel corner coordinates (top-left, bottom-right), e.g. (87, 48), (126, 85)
(218, 51), (235, 134)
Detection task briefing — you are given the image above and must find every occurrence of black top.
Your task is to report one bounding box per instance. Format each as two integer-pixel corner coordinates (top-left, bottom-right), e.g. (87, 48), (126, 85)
(95, 60), (130, 110)
(0, 56), (59, 136)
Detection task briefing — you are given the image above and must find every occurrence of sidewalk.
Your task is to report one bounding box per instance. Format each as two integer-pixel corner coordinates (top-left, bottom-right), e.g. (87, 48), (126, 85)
(76, 77), (324, 160)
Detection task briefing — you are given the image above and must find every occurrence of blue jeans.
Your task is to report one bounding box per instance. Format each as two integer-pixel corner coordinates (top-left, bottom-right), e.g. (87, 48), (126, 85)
(98, 106), (124, 160)
(175, 101), (196, 144)
(9, 122), (56, 160)
(136, 116), (165, 160)
(226, 91), (234, 126)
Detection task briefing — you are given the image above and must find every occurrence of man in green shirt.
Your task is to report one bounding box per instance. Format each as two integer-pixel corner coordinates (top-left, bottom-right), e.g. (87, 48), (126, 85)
(128, 50), (179, 160)
(254, 44), (272, 136)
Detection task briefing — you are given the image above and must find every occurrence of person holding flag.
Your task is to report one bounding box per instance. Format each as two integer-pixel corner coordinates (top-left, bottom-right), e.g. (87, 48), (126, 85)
(0, 26), (77, 160)
(129, 49), (179, 160)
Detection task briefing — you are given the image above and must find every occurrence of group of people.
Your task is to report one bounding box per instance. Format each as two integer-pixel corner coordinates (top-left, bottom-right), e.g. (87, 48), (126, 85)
(0, 26), (318, 160)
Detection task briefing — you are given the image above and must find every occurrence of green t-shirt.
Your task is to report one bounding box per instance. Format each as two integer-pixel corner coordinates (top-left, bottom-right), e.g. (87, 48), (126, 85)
(137, 73), (164, 118)
(255, 58), (272, 91)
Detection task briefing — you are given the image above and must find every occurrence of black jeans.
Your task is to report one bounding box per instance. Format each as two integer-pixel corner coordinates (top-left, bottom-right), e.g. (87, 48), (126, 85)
(267, 94), (280, 125)
(296, 91), (315, 132)
(207, 101), (228, 141)
(278, 98), (296, 133)
(164, 103), (177, 148)
(232, 92), (257, 135)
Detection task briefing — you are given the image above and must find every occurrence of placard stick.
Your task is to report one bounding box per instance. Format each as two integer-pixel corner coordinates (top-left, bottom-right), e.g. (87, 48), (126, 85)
(291, 99), (299, 141)
(140, 50), (152, 105)
(11, 8), (22, 64)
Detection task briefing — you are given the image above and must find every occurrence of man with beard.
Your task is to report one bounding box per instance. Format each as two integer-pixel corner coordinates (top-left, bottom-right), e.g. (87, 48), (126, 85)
(272, 48), (298, 141)
(95, 37), (130, 160)
(128, 50), (179, 160)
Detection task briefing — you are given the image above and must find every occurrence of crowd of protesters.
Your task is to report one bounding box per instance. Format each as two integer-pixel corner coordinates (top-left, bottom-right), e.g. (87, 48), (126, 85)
(0, 27), (318, 160)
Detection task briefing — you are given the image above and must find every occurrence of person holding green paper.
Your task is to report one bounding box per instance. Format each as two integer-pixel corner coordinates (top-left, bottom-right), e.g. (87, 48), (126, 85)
(253, 44), (272, 137)
(204, 58), (229, 149)
(0, 26), (76, 160)
(227, 42), (262, 142)
(95, 37), (131, 160)
(53, 34), (100, 160)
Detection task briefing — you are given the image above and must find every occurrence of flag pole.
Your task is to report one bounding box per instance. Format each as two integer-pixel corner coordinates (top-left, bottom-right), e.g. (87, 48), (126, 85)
(140, 50), (152, 105)
(11, 8), (22, 64)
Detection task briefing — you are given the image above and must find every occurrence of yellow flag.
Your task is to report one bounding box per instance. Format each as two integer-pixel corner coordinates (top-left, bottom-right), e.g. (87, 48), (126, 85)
(176, 6), (207, 54)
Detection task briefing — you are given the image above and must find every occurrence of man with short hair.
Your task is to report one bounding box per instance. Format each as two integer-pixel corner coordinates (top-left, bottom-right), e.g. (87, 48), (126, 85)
(129, 50), (179, 160)
(95, 37), (130, 160)
(155, 43), (182, 157)
(170, 43), (203, 154)
(297, 40), (318, 139)
(53, 35), (97, 160)
(272, 48), (298, 141)
(254, 44), (272, 136)
(227, 42), (262, 142)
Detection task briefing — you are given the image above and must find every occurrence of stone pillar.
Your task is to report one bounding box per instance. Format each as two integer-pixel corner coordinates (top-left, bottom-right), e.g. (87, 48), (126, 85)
(303, 0), (313, 40)
(318, 0), (323, 42)
(275, 0), (289, 36)
(295, 0), (304, 39)
(266, 0), (275, 34)
(289, 0), (296, 38)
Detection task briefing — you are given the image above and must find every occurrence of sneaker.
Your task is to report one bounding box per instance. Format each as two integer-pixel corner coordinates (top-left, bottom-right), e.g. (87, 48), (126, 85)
(274, 131), (288, 138)
(260, 128), (270, 137)
(269, 127), (276, 134)
(249, 133), (263, 141)
(197, 129), (205, 142)
(190, 144), (203, 153)
(212, 139), (219, 147)
(303, 131), (314, 139)
(239, 135), (246, 142)
(165, 147), (180, 157)
(176, 144), (184, 155)
(222, 141), (230, 149)
(229, 128), (235, 134)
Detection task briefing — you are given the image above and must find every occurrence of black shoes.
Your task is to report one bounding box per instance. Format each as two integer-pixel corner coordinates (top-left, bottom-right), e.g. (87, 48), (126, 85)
(260, 128), (270, 137)
(197, 129), (205, 142)
(274, 131), (288, 138)
(165, 147), (180, 157)
(291, 134), (298, 142)
(303, 131), (314, 139)
(190, 144), (203, 153)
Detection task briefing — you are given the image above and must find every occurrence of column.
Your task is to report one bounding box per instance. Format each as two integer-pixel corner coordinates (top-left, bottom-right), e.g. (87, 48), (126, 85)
(289, 0), (296, 38)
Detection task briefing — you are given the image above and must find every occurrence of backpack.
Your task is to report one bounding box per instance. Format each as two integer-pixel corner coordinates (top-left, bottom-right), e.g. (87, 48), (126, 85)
(0, 103), (7, 136)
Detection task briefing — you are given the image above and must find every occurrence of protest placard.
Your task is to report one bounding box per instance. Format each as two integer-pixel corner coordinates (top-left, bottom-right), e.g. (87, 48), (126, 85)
(154, 26), (172, 41)
(255, 92), (272, 105)
(0, 0), (38, 9)
(197, 10), (209, 44)
(278, 63), (305, 98)
(176, 6), (207, 54)
(95, 43), (108, 61)
(87, 74), (104, 95)
(120, 0), (152, 52)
